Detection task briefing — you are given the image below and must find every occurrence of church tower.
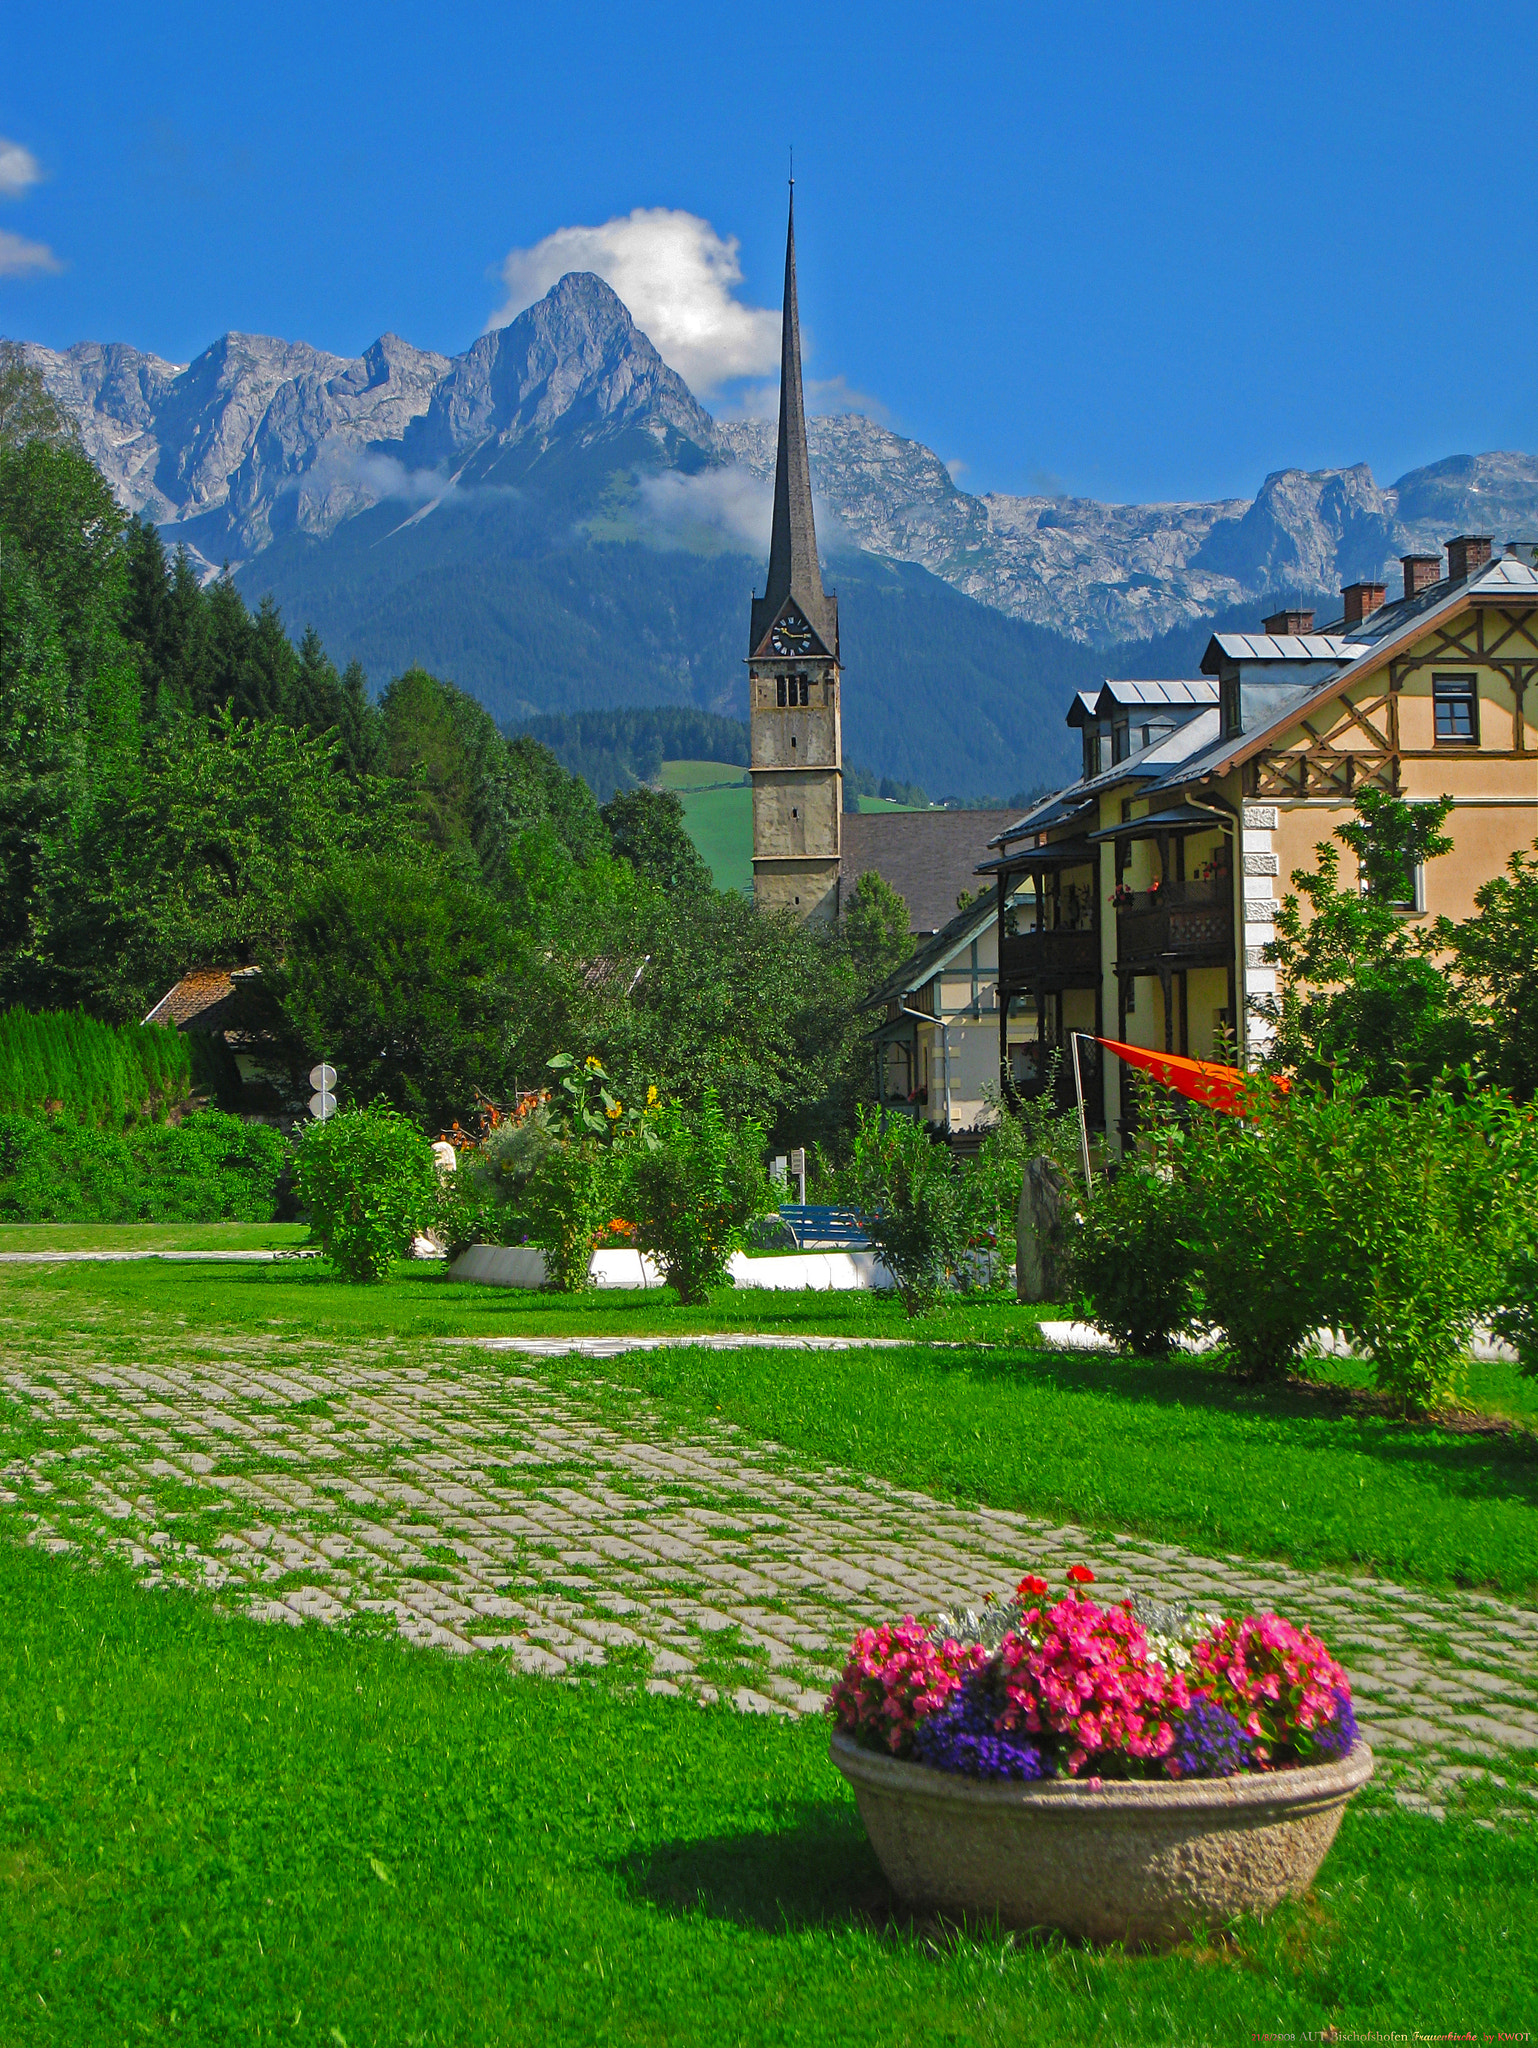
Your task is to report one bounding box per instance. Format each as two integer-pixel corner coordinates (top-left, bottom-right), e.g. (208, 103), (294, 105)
(749, 186), (842, 923)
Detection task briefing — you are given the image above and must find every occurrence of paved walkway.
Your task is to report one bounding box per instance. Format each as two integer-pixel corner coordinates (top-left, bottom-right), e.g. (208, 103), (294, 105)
(2, 1327), (1535, 1818)
(0, 1248), (319, 1265)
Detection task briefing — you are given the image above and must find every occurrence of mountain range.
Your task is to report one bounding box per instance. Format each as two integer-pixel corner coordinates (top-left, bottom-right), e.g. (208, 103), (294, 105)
(15, 277), (1538, 795)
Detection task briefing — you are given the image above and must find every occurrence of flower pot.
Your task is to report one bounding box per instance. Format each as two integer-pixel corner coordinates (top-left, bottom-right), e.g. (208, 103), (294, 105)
(829, 1729), (1373, 1948)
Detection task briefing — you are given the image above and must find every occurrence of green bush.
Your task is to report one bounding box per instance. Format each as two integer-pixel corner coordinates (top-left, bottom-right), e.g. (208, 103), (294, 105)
(294, 1105), (440, 1283)
(1072, 1159), (1198, 1357)
(1318, 1083), (1536, 1411)
(0, 1110), (286, 1222)
(1178, 1093), (1343, 1379)
(631, 1089), (770, 1305)
(0, 1007), (191, 1124)
(523, 1140), (618, 1292)
(847, 1108), (969, 1317)
(520, 1055), (654, 1292)
(1494, 1238), (1538, 1378)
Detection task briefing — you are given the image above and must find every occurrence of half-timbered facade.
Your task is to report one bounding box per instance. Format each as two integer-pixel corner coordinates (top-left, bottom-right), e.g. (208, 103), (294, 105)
(982, 538), (1538, 1144)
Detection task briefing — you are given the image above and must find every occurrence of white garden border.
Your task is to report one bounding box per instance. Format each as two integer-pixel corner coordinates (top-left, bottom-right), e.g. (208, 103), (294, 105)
(449, 1243), (897, 1292)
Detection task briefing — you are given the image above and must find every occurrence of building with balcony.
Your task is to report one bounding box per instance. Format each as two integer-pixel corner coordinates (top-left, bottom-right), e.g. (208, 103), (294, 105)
(978, 539), (1538, 1144)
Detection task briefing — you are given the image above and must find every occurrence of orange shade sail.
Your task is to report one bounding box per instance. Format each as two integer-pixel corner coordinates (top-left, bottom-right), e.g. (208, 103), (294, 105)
(1095, 1037), (1289, 1117)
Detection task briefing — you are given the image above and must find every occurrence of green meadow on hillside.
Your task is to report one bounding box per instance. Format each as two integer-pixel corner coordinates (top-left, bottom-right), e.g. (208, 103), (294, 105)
(657, 760), (932, 893)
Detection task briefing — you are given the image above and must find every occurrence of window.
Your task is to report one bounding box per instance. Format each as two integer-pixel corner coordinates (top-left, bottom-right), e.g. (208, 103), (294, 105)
(1220, 675), (1241, 737)
(776, 678), (787, 707)
(1434, 673), (1478, 744)
(1363, 856), (1425, 914)
(1112, 717), (1130, 763)
(798, 676), (810, 706)
(1082, 727), (1103, 779)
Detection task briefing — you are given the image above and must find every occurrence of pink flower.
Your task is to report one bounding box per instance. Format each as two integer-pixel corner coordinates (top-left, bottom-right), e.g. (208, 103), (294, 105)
(992, 1596), (1189, 1775)
(826, 1620), (985, 1758)
(1190, 1615), (1348, 1765)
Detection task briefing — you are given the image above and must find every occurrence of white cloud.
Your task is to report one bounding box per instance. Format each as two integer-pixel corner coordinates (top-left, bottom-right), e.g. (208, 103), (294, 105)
(638, 464), (772, 551)
(489, 207), (781, 397)
(0, 229), (61, 278)
(0, 138), (43, 199)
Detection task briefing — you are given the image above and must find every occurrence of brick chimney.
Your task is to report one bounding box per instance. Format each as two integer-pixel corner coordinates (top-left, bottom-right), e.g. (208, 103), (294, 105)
(1341, 581), (1388, 628)
(1400, 554), (1441, 600)
(1445, 535), (1493, 582)
(1262, 606), (1315, 636)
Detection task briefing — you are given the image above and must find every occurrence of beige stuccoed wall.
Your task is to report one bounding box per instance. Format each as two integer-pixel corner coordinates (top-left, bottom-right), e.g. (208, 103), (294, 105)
(752, 772), (841, 861)
(750, 663), (842, 920)
(754, 858), (840, 923)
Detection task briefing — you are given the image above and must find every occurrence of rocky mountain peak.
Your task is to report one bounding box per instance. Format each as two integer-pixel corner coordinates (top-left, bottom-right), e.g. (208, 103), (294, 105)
(11, 286), (1538, 644)
(407, 272), (716, 476)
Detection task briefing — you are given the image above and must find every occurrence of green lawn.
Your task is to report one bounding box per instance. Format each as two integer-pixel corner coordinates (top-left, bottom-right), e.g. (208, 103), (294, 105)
(0, 1221), (309, 1255)
(4, 1254), (1535, 1599)
(674, 783), (752, 893)
(656, 758), (749, 792)
(655, 762), (935, 889)
(656, 759), (753, 893)
(1, 1540), (1530, 2046)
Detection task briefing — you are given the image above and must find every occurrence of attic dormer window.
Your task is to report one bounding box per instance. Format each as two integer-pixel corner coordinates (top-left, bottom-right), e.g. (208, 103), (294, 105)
(1112, 717), (1130, 764)
(1220, 676), (1241, 738)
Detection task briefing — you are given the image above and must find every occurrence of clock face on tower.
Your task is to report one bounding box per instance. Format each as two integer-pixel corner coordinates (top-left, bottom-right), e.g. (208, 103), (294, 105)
(769, 609), (816, 656)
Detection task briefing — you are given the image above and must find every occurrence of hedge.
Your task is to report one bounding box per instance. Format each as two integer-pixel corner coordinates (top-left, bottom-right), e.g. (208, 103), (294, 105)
(0, 1008), (192, 1125)
(0, 1112), (288, 1223)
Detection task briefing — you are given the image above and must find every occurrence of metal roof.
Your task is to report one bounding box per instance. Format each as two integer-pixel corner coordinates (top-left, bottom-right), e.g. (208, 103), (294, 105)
(1161, 549), (1538, 791)
(860, 892), (1013, 1011)
(1205, 632), (1370, 664)
(1095, 677), (1217, 709)
(1087, 802), (1234, 842)
(975, 836), (1098, 876)
(1064, 690), (1103, 728)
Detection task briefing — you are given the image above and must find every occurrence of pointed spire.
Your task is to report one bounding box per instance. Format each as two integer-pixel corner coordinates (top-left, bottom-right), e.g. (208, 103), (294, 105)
(751, 185), (836, 656)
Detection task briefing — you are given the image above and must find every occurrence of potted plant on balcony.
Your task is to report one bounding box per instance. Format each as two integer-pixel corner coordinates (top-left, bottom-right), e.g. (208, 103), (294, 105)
(828, 1566), (1372, 1949)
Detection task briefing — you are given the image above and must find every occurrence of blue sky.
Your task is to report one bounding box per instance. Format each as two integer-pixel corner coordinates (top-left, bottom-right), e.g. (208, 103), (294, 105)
(4, 0), (1537, 505)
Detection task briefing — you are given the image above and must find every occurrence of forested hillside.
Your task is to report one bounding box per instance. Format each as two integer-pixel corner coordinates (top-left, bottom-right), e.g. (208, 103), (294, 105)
(0, 349), (906, 1141)
(236, 508), (1091, 799)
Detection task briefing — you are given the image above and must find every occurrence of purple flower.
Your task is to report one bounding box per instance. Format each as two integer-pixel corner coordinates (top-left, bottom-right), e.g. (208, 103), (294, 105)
(1166, 1696), (1252, 1779)
(912, 1674), (1051, 1782)
(1311, 1685), (1359, 1761)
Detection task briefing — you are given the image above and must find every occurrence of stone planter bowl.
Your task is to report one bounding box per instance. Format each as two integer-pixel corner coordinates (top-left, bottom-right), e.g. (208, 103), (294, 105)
(830, 1729), (1374, 1949)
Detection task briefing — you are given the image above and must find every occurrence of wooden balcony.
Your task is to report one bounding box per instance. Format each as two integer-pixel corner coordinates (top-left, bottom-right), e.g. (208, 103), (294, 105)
(1115, 880), (1233, 971)
(998, 927), (1099, 990)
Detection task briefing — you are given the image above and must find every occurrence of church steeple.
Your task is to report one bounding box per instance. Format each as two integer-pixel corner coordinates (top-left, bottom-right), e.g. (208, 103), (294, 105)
(746, 184), (843, 926)
(750, 186), (837, 659)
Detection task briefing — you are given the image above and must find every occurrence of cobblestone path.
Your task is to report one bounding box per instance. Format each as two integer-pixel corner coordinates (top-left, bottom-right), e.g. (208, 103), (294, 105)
(3, 1328), (1535, 1819)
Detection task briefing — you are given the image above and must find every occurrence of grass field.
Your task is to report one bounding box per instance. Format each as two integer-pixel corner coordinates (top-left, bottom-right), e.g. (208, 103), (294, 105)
(0, 1221), (309, 1255)
(656, 759), (749, 792)
(655, 761), (936, 892)
(4, 1540), (1531, 2045)
(2, 1244), (1535, 2040)
(4, 1251), (1535, 1598)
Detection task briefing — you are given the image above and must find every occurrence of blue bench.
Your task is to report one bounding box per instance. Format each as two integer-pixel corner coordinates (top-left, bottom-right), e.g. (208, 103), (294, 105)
(778, 1204), (871, 1250)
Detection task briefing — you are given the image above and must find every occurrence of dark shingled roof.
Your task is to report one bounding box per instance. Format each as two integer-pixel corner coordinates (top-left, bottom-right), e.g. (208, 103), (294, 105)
(841, 811), (1005, 934)
(748, 187), (838, 660)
